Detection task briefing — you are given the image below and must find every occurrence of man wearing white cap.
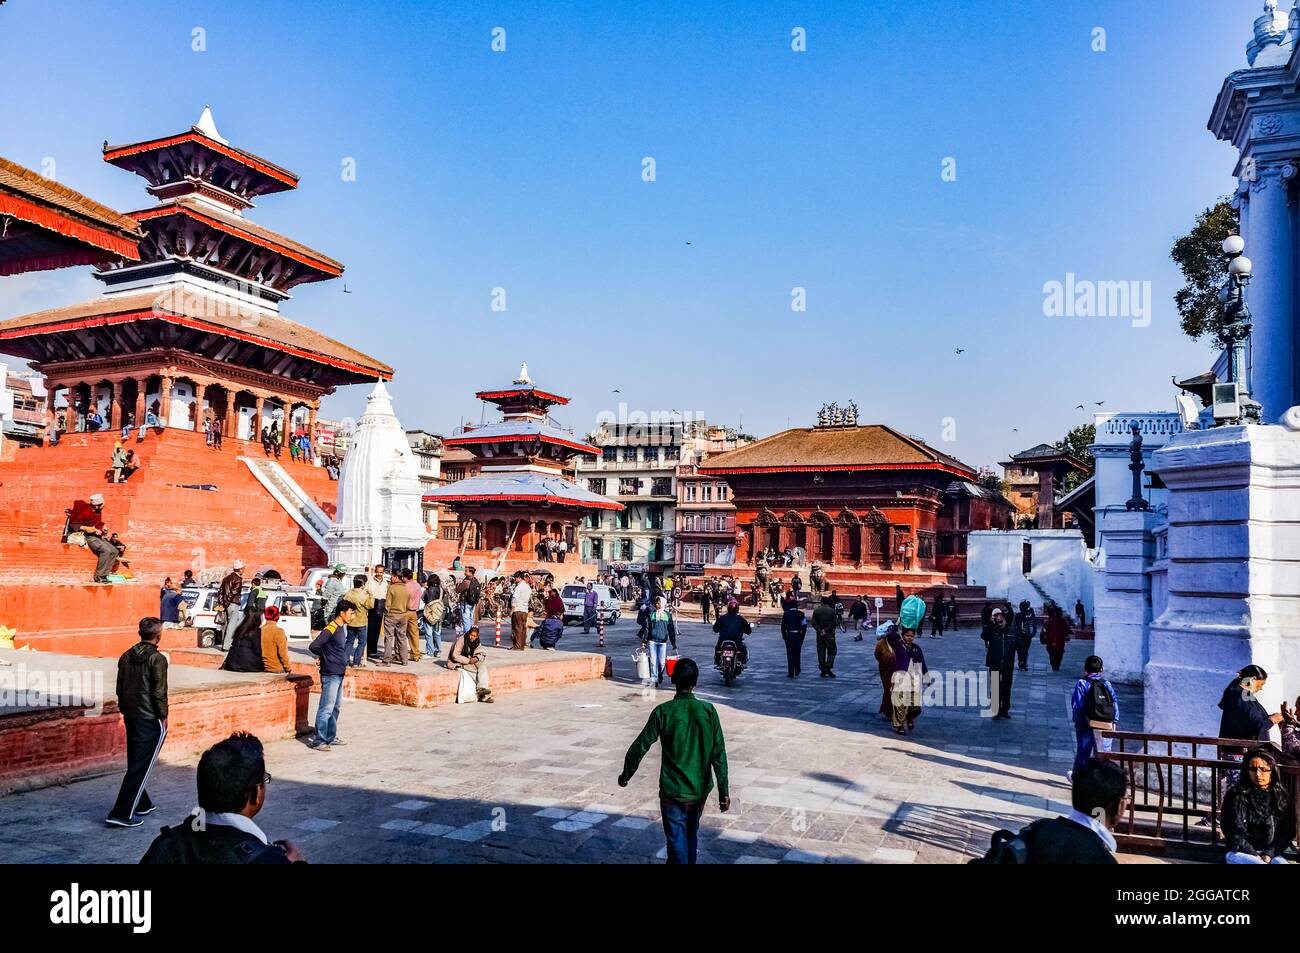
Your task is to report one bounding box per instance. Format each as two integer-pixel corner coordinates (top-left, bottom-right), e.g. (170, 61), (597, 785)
(218, 560), (246, 651)
(69, 493), (117, 583)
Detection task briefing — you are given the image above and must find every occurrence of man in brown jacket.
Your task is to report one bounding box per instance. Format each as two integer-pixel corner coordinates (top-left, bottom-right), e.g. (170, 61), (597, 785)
(260, 605), (291, 674)
(381, 572), (414, 665)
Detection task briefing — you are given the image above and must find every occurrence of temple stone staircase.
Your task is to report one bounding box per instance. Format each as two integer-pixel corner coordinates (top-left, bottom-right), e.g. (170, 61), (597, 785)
(0, 428), (337, 584)
(240, 456), (332, 552)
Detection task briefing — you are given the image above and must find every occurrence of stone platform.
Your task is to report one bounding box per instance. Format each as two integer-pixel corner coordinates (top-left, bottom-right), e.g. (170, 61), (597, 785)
(163, 643), (612, 708)
(0, 648), (312, 795)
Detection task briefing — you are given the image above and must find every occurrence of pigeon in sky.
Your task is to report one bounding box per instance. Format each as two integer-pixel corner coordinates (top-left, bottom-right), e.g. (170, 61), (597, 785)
(343, 285), (353, 294)
(955, 348), (965, 354)
(1094, 401), (1105, 406)
(1075, 404), (1085, 410)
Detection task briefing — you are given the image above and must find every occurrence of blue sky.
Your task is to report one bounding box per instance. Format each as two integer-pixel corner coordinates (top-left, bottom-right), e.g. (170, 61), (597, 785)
(0, 1), (1257, 468)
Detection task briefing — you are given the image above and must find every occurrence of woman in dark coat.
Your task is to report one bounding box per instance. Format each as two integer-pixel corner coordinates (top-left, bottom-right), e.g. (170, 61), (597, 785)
(220, 606), (265, 672)
(1218, 665), (1283, 744)
(1222, 748), (1294, 864)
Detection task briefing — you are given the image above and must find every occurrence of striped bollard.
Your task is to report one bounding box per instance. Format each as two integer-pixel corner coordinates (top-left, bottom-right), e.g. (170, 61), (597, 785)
(597, 614), (605, 648)
(494, 611), (502, 647)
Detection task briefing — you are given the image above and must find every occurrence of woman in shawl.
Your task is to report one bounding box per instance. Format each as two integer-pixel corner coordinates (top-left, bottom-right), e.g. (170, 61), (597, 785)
(220, 605), (265, 673)
(887, 633), (928, 734)
(1222, 748), (1294, 864)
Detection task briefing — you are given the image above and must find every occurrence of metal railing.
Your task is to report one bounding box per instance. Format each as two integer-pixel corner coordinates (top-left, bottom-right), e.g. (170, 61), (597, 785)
(1101, 730), (1299, 857)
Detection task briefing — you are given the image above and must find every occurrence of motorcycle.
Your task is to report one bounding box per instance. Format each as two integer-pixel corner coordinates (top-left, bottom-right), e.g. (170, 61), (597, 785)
(716, 639), (745, 686)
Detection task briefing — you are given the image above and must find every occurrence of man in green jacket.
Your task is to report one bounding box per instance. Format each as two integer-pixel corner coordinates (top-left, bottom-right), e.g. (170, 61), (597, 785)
(618, 658), (729, 864)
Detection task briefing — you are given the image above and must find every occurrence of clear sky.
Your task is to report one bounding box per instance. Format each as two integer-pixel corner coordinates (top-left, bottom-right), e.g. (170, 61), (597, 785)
(0, 1), (1259, 469)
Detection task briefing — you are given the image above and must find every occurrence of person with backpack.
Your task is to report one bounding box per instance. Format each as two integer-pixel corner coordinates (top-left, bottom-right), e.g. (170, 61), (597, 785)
(457, 567), (482, 635)
(971, 759), (1125, 865)
(419, 572), (445, 660)
(1014, 600), (1037, 670)
(1070, 655), (1119, 778)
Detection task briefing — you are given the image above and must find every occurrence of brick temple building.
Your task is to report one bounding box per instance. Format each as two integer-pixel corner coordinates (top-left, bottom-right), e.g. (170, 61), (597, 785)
(698, 406), (1014, 582)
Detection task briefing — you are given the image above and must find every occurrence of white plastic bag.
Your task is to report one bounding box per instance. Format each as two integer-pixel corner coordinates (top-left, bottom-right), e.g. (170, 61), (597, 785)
(456, 668), (477, 704)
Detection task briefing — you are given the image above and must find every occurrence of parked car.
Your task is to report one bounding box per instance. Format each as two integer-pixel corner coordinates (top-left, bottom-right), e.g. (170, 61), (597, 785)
(559, 584), (620, 625)
(185, 582), (319, 647)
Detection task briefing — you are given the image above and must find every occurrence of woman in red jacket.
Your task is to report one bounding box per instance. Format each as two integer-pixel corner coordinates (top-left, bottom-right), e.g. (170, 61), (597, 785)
(1042, 604), (1072, 671)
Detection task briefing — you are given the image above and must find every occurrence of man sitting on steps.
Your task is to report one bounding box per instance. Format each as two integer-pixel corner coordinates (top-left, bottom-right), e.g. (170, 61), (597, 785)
(67, 493), (118, 584)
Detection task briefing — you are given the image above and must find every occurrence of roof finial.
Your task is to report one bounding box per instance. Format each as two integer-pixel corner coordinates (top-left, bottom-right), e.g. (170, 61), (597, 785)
(1248, 0), (1293, 66)
(514, 362), (531, 385)
(195, 105), (230, 145)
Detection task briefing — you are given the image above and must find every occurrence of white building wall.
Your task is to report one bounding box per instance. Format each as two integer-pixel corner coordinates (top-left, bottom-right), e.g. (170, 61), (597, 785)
(967, 530), (1094, 617)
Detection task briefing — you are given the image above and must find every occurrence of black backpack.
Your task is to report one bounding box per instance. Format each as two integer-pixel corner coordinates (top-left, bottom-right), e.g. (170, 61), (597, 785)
(465, 579), (481, 606)
(970, 820), (1047, 864)
(1084, 678), (1116, 723)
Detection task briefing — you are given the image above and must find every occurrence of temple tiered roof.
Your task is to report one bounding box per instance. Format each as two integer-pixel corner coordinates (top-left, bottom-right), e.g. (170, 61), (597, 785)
(699, 424), (976, 476)
(0, 156), (142, 275)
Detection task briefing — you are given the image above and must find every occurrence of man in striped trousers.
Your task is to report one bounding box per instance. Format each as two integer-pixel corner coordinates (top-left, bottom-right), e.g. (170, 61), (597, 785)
(106, 617), (169, 828)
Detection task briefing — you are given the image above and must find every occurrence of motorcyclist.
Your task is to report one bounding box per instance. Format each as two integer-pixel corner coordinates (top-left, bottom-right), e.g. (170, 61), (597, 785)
(712, 598), (752, 668)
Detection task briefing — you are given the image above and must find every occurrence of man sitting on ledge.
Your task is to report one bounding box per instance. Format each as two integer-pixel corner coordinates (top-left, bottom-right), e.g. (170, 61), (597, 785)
(66, 493), (118, 584)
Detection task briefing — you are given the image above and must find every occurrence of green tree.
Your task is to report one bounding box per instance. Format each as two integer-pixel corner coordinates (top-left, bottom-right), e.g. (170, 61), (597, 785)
(1170, 199), (1239, 342)
(1056, 423), (1095, 492)
(975, 465), (1008, 497)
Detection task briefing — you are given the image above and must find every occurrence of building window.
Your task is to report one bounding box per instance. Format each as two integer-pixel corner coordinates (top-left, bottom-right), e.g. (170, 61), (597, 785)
(651, 477), (672, 496)
(590, 538), (603, 560)
(717, 483), (728, 501)
(918, 534), (935, 559)
(619, 477), (641, 495)
(716, 515), (727, 531)
(620, 539), (633, 560)
(685, 516), (695, 532)
(646, 504), (663, 530)
(665, 444), (679, 461)
(686, 483), (697, 501)
(620, 446), (638, 462)
(602, 446), (617, 462)
(615, 510), (631, 530)
(684, 544), (696, 563)
(702, 484), (713, 501)
(585, 512), (603, 530)
(649, 539), (663, 562)
(588, 477), (606, 495)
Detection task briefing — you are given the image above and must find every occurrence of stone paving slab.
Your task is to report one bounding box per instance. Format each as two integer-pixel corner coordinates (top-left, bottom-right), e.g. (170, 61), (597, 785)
(0, 618), (1156, 864)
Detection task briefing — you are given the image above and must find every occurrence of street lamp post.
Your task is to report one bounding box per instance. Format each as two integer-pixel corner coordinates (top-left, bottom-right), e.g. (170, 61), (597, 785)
(1217, 235), (1263, 424)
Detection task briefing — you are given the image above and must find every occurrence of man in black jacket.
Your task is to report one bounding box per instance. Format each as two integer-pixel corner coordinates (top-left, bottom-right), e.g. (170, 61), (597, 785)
(106, 617), (169, 828)
(141, 732), (305, 864)
(982, 606), (1018, 720)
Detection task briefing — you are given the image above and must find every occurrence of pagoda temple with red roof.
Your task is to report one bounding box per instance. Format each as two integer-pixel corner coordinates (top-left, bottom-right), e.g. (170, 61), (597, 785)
(425, 364), (620, 560)
(0, 107), (390, 446)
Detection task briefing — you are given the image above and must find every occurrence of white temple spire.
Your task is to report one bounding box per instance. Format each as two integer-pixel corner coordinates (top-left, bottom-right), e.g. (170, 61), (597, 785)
(514, 362), (532, 385)
(194, 105), (230, 145)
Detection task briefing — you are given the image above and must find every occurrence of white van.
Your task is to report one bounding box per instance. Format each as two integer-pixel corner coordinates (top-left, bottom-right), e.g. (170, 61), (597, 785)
(559, 584), (621, 625)
(186, 584), (318, 647)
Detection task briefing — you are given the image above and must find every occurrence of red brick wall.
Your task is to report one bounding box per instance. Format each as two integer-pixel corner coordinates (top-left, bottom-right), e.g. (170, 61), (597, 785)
(0, 675), (311, 795)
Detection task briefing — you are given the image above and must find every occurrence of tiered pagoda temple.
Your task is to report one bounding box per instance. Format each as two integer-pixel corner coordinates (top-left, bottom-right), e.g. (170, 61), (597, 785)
(425, 364), (620, 558)
(699, 405), (1014, 575)
(0, 108), (390, 445)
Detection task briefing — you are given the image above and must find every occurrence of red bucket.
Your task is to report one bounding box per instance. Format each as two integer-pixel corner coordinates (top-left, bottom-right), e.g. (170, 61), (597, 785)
(665, 656), (680, 677)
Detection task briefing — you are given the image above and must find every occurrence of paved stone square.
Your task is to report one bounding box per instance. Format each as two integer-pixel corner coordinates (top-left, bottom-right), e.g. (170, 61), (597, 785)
(0, 617), (1145, 864)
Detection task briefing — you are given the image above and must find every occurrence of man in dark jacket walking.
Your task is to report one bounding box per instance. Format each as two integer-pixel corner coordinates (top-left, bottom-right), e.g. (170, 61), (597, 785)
(780, 605), (807, 677)
(106, 617), (169, 828)
(811, 596), (839, 678)
(983, 606), (1018, 719)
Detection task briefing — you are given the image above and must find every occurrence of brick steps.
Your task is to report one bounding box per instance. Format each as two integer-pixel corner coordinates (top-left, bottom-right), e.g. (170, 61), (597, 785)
(0, 430), (335, 585)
